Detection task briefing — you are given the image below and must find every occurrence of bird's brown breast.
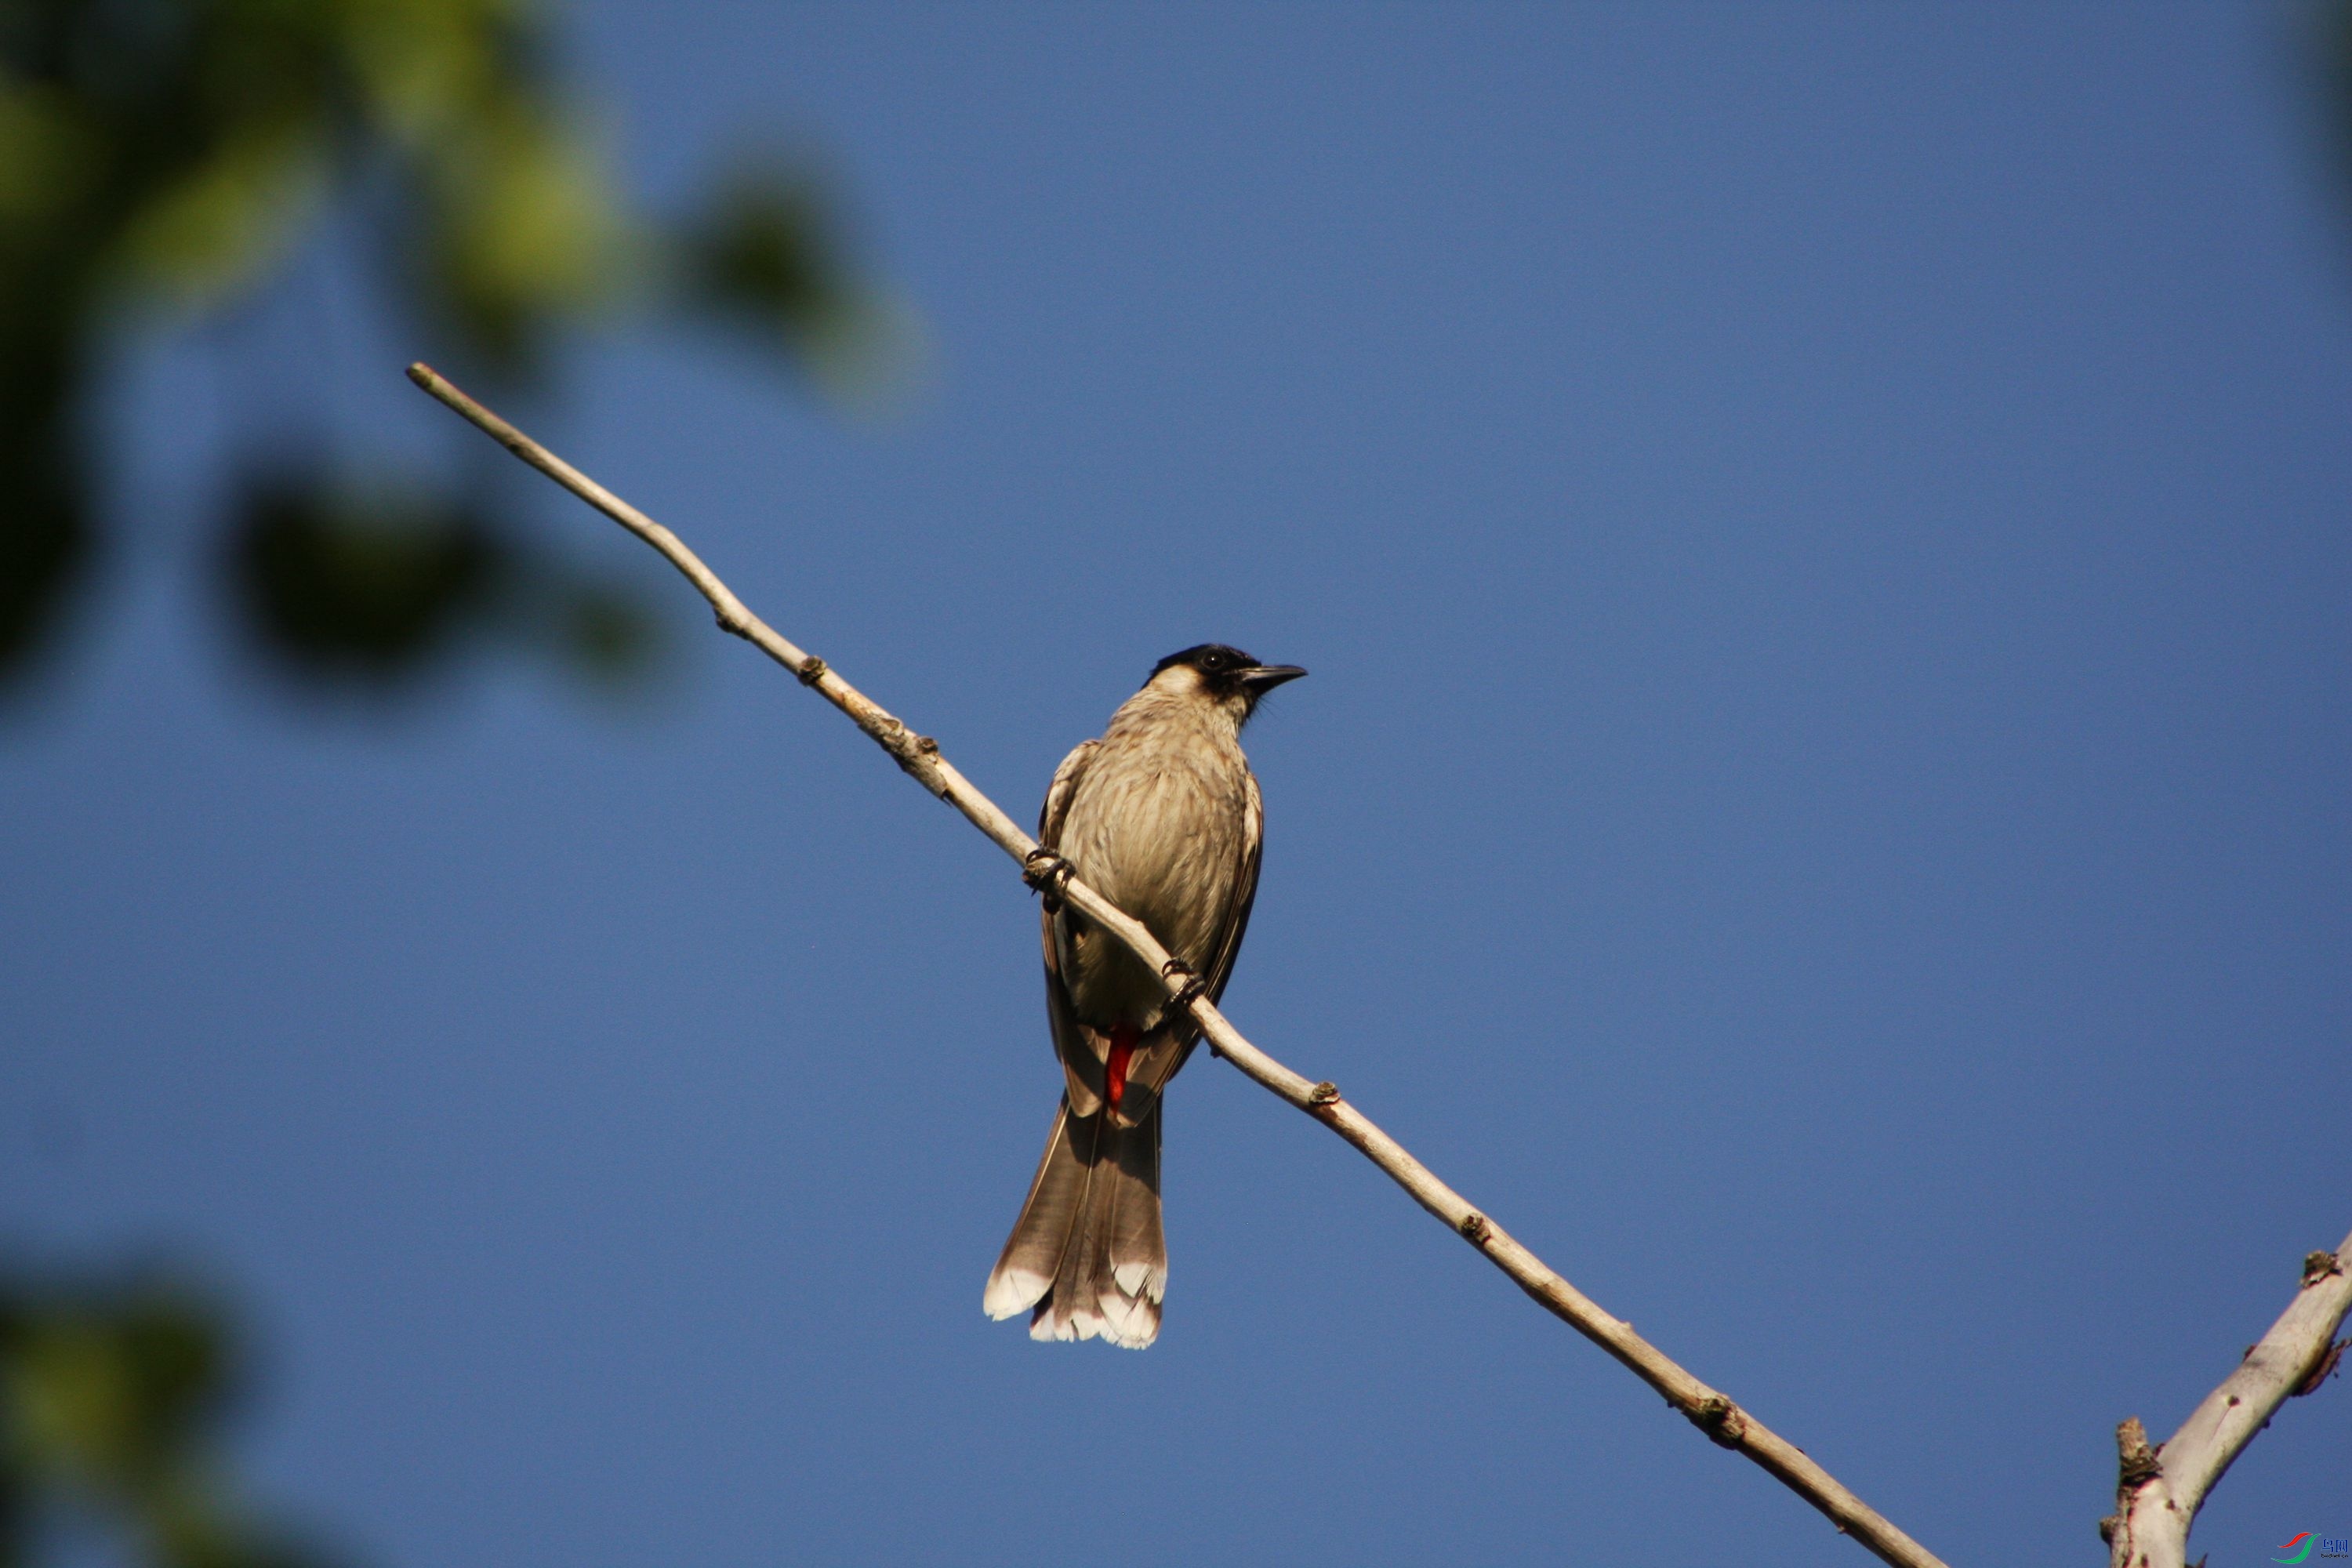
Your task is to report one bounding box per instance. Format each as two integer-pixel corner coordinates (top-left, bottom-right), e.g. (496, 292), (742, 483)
(1052, 709), (1251, 1028)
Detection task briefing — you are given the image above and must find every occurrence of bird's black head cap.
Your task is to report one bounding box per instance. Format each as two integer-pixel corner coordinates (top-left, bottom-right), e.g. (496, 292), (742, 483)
(1150, 644), (1308, 705)
(1152, 643), (1255, 681)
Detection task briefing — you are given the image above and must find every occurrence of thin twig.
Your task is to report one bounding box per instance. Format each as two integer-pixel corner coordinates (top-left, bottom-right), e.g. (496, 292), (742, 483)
(406, 361), (1951, 1568)
(2101, 1229), (2352, 1568)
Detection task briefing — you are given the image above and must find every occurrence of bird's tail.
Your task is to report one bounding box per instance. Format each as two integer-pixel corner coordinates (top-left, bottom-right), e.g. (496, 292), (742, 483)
(982, 1097), (1165, 1348)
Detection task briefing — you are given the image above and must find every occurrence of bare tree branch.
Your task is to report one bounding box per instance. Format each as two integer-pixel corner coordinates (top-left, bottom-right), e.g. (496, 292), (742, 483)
(2102, 1229), (2352, 1568)
(406, 360), (1949, 1568)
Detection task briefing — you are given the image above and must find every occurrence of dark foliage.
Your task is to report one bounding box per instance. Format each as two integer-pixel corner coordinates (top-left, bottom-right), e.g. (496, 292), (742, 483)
(0, 1276), (332, 1568)
(0, 0), (897, 705)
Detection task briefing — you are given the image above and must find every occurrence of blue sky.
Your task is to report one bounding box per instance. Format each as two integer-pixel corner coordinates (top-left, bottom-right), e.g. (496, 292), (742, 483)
(6, 4), (2350, 1563)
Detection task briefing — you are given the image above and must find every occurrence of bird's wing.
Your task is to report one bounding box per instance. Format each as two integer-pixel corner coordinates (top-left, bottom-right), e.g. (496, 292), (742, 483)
(1201, 770), (1266, 1006)
(1037, 741), (1108, 1119)
(1114, 770), (1264, 1123)
(1038, 738), (1098, 845)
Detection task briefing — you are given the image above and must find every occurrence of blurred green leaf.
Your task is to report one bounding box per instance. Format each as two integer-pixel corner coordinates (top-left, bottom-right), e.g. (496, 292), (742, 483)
(0, 1272), (332, 1568)
(227, 475), (506, 681)
(686, 165), (847, 339)
(546, 575), (659, 685)
(0, 0), (908, 699)
(109, 116), (326, 310)
(411, 100), (631, 372)
(0, 341), (94, 694)
(7, 1292), (223, 1489)
(0, 83), (97, 233)
(221, 470), (667, 691)
(679, 158), (919, 407)
(0, 463), (93, 691)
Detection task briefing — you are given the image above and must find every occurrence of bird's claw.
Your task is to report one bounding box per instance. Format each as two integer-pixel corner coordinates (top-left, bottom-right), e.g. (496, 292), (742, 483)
(1023, 848), (1076, 911)
(1160, 958), (1208, 1011)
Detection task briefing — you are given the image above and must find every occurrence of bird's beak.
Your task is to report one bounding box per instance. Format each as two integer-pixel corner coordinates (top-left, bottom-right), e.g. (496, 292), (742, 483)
(1238, 664), (1307, 694)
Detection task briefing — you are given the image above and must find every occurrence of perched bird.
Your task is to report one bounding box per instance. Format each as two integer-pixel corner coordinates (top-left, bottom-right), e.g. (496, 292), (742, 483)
(985, 644), (1306, 1347)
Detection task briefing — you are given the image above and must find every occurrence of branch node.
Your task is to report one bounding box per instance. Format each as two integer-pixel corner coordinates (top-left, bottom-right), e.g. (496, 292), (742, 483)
(1690, 1395), (1748, 1448)
(879, 722), (944, 792)
(2303, 1250), (2344, 1287)
(797, 655), (828, 686)
(1307, 1080), (1341, 1109)
(2114, 1417), (2162, 1490)
(2292, 1339), (2345, 1398)
(1458, 1211), (1491, 1245)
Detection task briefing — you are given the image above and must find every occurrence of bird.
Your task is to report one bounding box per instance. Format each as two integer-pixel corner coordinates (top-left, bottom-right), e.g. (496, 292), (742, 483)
(984, 643), (1306, 1347)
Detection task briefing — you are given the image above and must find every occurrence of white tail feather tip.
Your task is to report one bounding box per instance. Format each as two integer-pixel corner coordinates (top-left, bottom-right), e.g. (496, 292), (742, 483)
(1098, 1290), (1160, 1348)
(985, 1270), (1051, 1320)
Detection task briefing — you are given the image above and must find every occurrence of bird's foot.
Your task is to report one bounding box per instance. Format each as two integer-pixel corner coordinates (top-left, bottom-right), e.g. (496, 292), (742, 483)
(1160, 958), (1208, 1011)
(1022, 848), (1076, 912)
